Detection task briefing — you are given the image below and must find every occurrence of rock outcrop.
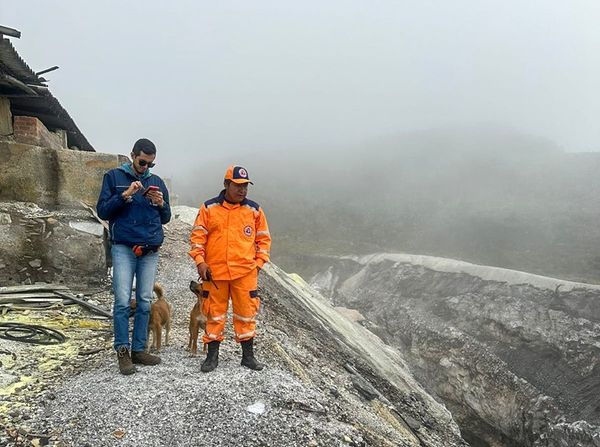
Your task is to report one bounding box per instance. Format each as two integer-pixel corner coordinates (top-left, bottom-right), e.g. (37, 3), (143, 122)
(0, 201), (107, 287)
(311, 253), (600, 446)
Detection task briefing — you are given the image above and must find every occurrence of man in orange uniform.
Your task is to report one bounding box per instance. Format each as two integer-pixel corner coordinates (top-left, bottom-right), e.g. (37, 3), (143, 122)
(189, 165), (271, 372)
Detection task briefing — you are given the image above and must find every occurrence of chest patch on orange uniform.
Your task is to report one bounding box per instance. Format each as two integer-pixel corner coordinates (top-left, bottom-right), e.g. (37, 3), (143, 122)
(243, 225), (253, 237)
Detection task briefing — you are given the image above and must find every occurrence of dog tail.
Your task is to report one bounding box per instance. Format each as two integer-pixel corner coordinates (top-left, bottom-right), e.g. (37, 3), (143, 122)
(153, 283), (164, 300)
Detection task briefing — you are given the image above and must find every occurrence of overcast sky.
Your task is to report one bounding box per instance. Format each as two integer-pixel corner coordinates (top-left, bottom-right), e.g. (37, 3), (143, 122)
(3, 1), (600, 179)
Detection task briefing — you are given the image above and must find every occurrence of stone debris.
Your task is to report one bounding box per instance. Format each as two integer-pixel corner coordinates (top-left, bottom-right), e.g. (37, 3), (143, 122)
(246, 401), (266, 414)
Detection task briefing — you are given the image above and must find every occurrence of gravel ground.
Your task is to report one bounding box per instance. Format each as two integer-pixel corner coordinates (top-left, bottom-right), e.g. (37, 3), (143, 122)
(34, 350), (355, 447)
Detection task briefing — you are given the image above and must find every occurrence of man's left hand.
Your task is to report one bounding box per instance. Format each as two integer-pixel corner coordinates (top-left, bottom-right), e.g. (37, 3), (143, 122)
(146, 190), (164, 207)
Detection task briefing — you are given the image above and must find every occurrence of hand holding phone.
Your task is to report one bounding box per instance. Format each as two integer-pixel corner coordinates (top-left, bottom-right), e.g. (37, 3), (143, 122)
(143, 185), (160, 196)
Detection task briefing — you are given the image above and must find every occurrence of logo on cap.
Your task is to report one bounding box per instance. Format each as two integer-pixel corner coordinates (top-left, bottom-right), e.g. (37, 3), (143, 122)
(225, 165), (254, 184)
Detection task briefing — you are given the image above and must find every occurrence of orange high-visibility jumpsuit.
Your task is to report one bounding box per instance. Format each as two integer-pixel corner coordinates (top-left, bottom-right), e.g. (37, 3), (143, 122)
(188, 190), (271, 343)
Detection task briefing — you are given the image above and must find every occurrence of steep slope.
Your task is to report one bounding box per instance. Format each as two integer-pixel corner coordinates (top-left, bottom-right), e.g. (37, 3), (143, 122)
(311, 253), (600, 446)
(264, 264), (467, 446)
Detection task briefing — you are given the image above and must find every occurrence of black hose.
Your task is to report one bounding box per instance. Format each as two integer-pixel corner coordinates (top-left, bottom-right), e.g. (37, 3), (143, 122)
(0, 322), (66, 345)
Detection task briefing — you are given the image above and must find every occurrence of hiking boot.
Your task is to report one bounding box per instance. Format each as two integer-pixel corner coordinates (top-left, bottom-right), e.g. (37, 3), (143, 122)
(201, 341), (220, 373)
(131, 351), (161, 366)
(117, 346), (136, 375)
(241, 339), (264, 371)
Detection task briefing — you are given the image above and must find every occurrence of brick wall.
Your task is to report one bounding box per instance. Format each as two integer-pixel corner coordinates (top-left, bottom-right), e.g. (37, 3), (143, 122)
(13, 115), (66, 150)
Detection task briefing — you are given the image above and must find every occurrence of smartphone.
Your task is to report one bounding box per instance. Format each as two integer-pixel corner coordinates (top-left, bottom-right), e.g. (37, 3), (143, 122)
(142, 185), (160, 196)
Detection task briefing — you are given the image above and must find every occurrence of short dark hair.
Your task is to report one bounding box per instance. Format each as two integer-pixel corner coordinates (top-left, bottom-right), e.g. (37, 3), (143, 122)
(132, 138), (156, 156)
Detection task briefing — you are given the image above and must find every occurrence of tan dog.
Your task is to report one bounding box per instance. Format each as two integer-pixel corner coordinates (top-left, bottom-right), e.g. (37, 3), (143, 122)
(147, 283), (172, 352)
(187, 280), (207, 356)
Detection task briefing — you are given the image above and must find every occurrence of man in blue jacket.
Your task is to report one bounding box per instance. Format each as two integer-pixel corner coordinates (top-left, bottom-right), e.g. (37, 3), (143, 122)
(96, 138), (171, 375)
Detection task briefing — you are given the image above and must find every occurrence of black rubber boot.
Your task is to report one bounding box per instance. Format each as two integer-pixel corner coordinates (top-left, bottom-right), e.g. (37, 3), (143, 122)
(241, 339), (264, 371)
(201, 341), (220, 372)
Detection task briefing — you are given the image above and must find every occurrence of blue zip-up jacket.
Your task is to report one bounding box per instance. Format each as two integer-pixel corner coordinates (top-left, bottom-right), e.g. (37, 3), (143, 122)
(96, 163), (171, 246)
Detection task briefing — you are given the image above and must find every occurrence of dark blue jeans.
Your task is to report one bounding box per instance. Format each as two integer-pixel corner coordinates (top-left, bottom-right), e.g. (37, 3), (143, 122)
(111, 244), (159, 352)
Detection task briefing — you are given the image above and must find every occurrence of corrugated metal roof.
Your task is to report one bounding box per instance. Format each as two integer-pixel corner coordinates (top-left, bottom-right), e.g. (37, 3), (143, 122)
(0, 37), (94, 151)
(0, 36), (42, 87)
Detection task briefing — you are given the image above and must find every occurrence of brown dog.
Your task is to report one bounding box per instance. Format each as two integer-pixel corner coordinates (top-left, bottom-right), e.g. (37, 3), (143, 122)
(188, 280), (207, 356)
(147, 283), (172, 352)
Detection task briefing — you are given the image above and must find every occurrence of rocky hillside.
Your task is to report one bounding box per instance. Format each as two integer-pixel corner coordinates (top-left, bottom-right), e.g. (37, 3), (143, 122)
(311, 253), (600, 446)
(0, 216), (468, 447)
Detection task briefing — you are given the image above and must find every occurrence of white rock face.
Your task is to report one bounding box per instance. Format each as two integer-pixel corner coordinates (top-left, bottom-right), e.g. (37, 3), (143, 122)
(345, 252), (600, 291)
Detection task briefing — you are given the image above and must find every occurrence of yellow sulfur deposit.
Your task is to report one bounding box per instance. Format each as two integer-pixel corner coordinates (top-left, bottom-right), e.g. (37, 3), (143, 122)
(0, 375), (34, 397)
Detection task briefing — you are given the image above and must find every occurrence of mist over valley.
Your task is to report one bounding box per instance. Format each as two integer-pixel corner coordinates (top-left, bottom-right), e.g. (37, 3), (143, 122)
(175, 125), (600, 284)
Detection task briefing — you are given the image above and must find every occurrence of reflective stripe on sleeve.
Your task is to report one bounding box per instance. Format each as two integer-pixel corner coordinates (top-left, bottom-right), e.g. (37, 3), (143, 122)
(192, 225), (208, 234)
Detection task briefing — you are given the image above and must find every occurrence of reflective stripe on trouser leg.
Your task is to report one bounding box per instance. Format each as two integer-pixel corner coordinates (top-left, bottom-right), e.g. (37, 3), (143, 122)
(201, 280), (230, 344)
(231, 269), (260, 342)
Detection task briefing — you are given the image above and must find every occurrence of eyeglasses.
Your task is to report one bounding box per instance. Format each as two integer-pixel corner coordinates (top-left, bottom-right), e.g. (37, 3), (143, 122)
(138, 159), (155, 168)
